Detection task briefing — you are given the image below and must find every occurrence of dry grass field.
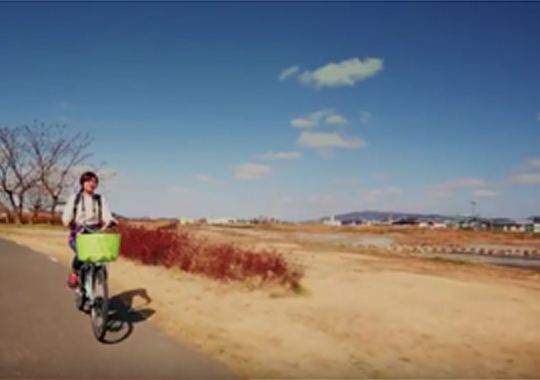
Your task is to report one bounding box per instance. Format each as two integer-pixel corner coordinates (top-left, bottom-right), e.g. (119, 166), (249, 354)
(213, 222), (540, 248)
(1, 222), (540, 379)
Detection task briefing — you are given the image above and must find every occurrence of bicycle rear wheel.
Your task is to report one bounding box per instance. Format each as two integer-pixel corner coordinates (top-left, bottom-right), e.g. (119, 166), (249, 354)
(90, 266), (109, 342)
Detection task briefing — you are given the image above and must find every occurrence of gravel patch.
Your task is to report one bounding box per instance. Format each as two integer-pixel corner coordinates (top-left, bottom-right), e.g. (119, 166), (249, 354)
(293, 233), (395, 248)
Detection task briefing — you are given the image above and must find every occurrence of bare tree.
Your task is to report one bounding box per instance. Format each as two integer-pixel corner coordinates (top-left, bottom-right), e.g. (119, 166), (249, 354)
(0, 121), (113, 225)
(24, 121), (94, 223)
(0, 199), (8, 223)
(0, 125), (40, 224)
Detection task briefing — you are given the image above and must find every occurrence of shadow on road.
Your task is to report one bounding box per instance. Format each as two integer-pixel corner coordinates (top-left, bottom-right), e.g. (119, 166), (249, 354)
(103, 288), (156, 344)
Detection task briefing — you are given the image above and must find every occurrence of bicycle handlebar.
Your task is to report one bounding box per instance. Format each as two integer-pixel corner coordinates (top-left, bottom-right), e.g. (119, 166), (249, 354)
(79, 220), (118, 233)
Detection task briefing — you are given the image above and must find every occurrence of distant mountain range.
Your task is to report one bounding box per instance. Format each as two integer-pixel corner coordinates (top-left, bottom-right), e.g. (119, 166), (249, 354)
(323, 210), (454, 222)
(112, 212), (129, 220)
(321, 210), (539, 223)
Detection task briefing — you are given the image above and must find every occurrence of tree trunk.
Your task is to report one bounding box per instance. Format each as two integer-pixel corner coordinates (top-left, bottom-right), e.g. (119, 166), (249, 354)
(17, 205), (24, 225)
(16, 192), (26, 225)
(49, 202), (58, 225)
(12, 211), (21, 225)
(29, 206), (40, 225)
(4, 192), (20, 225)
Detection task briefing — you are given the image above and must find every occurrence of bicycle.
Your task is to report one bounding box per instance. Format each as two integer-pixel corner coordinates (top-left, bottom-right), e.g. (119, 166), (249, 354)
(73, 222), (121, 342)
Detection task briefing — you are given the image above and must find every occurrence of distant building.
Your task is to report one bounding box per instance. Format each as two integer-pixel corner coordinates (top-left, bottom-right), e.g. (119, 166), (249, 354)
(339, 216), (363, 225)
(450, 216), (538, 233)
(418, 220), (448, 229)
(527, 216), (540, 233)
(322, 215), (342, 226)
(206, 217), (234, 225)
(392, 217), (418, 226)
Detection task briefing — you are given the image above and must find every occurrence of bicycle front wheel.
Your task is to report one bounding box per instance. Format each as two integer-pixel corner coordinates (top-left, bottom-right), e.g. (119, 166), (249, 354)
(90, 266), (109, 342)
(74, 268), (88, 313)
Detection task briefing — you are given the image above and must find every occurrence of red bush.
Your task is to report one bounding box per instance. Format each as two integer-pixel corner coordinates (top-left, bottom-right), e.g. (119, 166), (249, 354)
(117, 224), (304, 289)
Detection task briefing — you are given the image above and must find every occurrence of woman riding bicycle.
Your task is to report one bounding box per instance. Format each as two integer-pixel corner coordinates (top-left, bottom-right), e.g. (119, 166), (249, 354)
(61, 171), (117, 289)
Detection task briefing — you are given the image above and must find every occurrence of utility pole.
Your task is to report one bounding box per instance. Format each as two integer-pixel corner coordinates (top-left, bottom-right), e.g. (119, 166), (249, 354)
(471, 200), (478, 230)
(471, 201), (477, 217)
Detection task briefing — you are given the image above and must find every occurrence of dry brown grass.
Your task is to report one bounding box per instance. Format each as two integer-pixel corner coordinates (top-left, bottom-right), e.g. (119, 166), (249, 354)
(218, 223), (540, 248)
(126, 219), (179, 229)
(393, 228), (540, 248)
(2, 224), (540, 379)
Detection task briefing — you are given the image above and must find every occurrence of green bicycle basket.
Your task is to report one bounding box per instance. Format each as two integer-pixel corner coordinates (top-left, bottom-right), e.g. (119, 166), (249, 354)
(76, 233), (121, 263)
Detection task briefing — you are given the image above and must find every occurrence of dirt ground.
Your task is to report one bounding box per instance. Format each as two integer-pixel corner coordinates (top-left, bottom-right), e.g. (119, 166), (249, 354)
(1, 225), (540, 379)
(215, 223), (540, 246)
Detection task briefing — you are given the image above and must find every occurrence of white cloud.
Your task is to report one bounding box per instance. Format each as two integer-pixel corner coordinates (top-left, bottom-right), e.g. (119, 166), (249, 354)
(472, 189), (499, 198)
(254, 151), (302, 160)
(325, 114), (348, 125)
(527, 158), (540, 169)
(360, 110), (373, 124)
(508, 173), (540, 185)
(509, 158), (540, 177)
(384, 186), (403, 194)
(275, 195), (293, 204)
(290, 109), (334, 128)
(298, 57), (383, 88)
(335, 177), (362, 185)
(169, 185), (193, 194)
(297, 131), (367, 149)
(427, 178), (488, 197)
(233, 163), (272, 180)
(373, 173), (388, 181)
(106, 172), (161, 194)
(315, 148), (335, 159)
(194, 173), (222, 184)
(307, 193), (340, 203)
(510, 158), (540, 174)
(440, 178), (486, 188)
(279, 65), (300, 81)
(364, 186), (403, 201)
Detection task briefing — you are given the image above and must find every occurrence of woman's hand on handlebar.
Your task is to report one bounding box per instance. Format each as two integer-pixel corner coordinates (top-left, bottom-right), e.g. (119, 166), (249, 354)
(101, 220), (118, 231)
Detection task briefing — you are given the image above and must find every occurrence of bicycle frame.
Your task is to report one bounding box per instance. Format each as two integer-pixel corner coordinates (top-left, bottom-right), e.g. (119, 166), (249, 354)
(79, 262), (107, 304)
(76, 225), (103, 299)
(73, 222), (116, 342)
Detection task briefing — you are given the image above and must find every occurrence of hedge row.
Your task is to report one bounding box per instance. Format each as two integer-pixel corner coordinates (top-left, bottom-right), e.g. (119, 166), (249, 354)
(117, 224), (304, 290)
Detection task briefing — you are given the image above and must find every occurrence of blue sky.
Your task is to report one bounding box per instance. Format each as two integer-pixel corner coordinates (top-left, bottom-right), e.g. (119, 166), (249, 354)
(1, 2), (539, 220)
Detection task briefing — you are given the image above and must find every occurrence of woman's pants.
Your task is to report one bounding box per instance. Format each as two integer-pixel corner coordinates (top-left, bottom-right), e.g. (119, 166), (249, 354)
(68, 240), (84, 271)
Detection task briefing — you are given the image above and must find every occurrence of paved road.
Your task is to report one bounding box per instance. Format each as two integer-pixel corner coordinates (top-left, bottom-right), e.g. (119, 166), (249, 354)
(0, 238), (234, 379)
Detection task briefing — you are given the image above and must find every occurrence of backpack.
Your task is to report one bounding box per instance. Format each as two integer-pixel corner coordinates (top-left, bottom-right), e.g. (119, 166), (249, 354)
(71, 191), (102, 225)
